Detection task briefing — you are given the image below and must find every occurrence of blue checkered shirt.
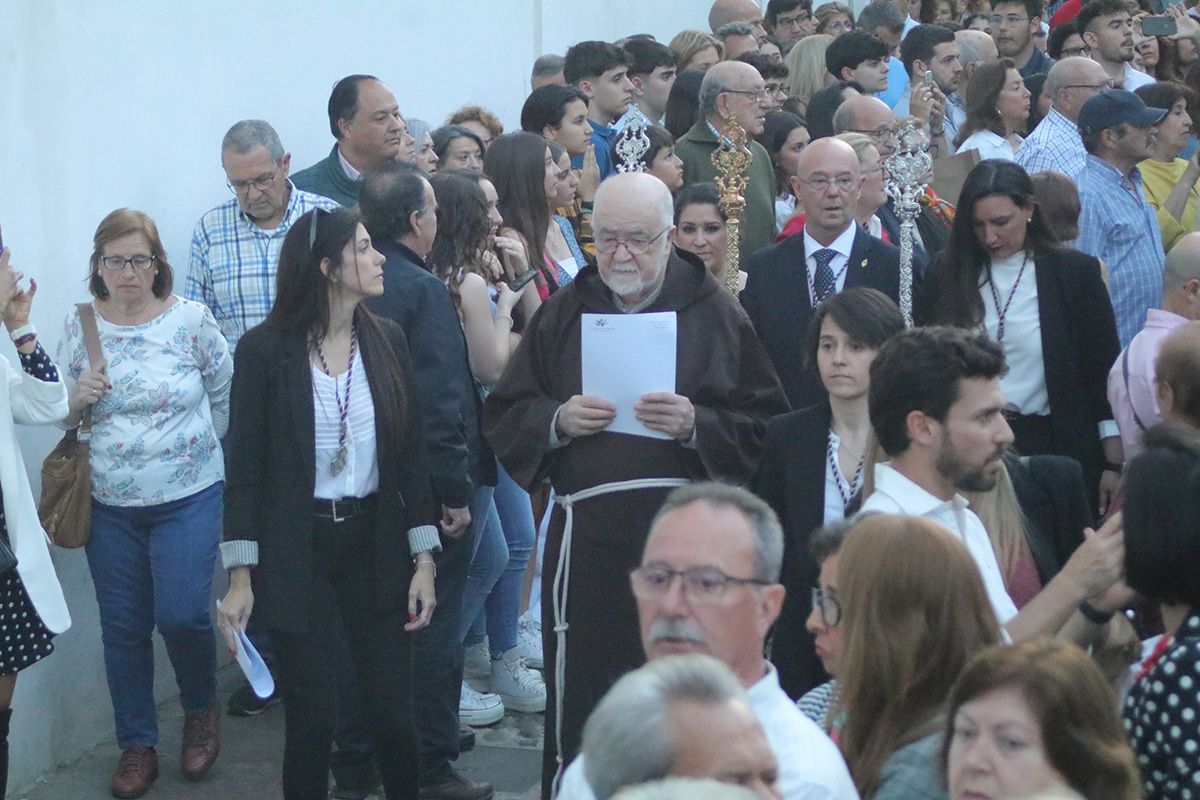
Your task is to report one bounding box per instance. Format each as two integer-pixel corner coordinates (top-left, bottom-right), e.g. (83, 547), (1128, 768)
(1015, 108), (1087, 180)
(185, 183), (338, 352)
(1077, 156), (1165, 347)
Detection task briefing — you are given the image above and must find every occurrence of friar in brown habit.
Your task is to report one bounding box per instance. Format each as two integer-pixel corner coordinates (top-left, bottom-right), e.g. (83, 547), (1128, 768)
(483, 173), (789, 798)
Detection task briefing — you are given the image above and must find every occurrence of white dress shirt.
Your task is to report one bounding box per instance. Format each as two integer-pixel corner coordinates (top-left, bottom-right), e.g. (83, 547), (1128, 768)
(823, 430), (857, 525)
(861, 463), (1020, 624)
(1123, 63), (1155, 91)
(558, 664), (861, 800)
(803, 222), (857, 306)
(981, 250), (1049, 416)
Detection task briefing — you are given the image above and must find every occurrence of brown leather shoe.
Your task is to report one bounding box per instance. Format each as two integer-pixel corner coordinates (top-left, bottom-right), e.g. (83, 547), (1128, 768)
(111, 747), (158, 799)
(180, 704), (220, 780)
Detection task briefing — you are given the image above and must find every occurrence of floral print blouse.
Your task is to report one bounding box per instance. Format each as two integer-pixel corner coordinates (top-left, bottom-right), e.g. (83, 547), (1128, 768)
(57, 297), (232, 507)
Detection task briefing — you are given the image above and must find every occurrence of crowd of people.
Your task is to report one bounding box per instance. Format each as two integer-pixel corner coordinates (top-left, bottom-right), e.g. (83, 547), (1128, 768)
(3, 0), (1200, 798)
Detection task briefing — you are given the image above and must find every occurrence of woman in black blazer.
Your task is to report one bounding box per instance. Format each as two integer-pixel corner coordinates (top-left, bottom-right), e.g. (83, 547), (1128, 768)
(217, 207), (438, 800)
(915, 160), (1123, 519)
(753, 288), (905, 699)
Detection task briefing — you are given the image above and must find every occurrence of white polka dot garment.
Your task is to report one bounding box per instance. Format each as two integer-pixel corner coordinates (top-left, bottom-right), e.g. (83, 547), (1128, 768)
(1124, 610), (1200, 800)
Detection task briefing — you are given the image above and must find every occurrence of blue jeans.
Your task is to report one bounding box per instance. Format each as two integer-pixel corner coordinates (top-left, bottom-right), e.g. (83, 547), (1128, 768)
(459, 485), (504, 645)
(86, 482), (221, 748)
(467, 463), (536, 655)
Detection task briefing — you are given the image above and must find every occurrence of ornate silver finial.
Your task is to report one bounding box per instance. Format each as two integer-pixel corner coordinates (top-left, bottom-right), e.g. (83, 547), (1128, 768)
(883, 120), (933, 328)
(615, 119), (652, 173)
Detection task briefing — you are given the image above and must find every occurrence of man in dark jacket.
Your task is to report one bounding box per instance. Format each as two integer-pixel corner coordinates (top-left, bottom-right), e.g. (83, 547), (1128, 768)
(360, 161), (496, 800)
(292, 75), (415, 207)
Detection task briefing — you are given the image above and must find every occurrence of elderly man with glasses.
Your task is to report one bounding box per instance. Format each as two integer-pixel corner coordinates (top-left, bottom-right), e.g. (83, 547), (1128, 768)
(1017, 56), (1115, 180)
(555, 482), (859, 800)
(484, 173), (788, 800)
(675, 60), (779, 258)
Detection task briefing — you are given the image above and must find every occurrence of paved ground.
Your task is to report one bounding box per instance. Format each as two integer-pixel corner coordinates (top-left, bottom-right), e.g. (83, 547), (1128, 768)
(16, 665), (543, 800)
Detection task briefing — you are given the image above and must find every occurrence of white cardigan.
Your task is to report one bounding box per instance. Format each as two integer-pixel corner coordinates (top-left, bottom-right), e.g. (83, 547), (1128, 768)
(0, 353), (71, 634)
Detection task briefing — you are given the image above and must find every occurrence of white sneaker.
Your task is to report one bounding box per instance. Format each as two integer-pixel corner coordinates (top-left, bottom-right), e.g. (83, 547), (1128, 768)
(459, 683), (505, 727)
(517, 611), (544, 670)
(463, 640), (491, 692)
(490, 647), (546, 713)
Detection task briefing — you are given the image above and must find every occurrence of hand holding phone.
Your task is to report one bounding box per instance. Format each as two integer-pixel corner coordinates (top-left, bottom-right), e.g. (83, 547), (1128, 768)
(505, 269), (538, 293)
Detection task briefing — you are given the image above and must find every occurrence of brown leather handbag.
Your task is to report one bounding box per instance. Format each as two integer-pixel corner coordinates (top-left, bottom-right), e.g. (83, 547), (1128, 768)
(38, 304), (105, 549)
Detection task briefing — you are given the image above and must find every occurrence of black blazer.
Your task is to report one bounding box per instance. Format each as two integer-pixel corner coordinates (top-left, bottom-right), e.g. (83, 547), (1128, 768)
(223, 319), (437, 634)
(916, 247), (1119, 512)
(752, 403), (833, 699)
(742, 226), (902, 409)
(367, 240), (496, 508)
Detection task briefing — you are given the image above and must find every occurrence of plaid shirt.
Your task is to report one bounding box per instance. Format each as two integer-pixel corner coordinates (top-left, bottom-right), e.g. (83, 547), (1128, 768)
(185, 183), (337, 352)
(1077, 156), (1165, 347)
(1015, 108), (1087, 180)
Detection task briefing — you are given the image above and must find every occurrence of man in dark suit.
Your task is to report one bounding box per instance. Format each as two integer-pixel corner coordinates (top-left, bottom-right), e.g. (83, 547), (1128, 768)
(742, 137), (902, 409)
(359, 162), (497, 800)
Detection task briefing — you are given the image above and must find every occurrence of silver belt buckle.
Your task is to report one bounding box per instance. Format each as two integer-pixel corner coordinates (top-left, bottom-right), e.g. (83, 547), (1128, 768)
(331, 498), (348, 523)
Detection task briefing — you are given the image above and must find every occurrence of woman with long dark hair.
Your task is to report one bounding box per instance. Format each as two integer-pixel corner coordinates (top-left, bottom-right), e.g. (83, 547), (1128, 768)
(486, 132), (570, 299)
(954, 58), (1030, 161)
(915, 160), (1122, 517)
(425, 171), (545, 714)
(217, 206), (437, 800)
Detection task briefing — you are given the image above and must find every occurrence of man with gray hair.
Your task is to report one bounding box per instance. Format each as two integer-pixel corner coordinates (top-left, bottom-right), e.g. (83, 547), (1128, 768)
(532, 53), (567, 90)
(484, 175), (788, 798)
(716, 21), (761, 60)
(674, 61), (776, 257)
(955, 28), (999, 83)
(1016, 56), (1112, 179)
(186, 119), (337, 354)
(557, 482), (858, 800)
(581, 655), (780, 800)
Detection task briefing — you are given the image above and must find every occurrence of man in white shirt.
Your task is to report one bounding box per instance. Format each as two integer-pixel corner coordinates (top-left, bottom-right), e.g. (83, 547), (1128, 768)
(558, 482), (859, 800)
(1076, 0), (1154, 92)
(862, 326), (1127, 643)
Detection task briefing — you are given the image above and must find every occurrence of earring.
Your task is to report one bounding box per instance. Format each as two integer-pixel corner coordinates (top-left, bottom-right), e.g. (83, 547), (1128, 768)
(1027, 218), (1032, 223)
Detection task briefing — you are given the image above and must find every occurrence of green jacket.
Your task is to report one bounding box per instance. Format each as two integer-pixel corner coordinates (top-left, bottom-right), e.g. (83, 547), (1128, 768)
(290, 145), (360, 207)
(674, 119), (777, 260)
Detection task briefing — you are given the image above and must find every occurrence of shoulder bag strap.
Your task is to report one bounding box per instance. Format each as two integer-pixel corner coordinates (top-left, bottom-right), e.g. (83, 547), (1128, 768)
(76, 303), (106, 437)
(1121, 346), (1148, 433)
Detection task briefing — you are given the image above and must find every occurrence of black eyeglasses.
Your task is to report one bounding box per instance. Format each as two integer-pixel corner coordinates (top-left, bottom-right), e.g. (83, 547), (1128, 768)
(811, 587), (842, 628)
(226, 169), (278, 195)
(630, 565), (771, 604)
(100, 254), (156, 272)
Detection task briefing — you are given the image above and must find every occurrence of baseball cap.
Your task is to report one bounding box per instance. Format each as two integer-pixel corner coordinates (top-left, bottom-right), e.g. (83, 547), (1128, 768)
(1077, 89), (1168, 137)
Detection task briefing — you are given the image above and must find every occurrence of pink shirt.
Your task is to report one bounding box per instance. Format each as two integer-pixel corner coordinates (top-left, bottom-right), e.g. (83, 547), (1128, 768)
(1107, 309), (1190, 459)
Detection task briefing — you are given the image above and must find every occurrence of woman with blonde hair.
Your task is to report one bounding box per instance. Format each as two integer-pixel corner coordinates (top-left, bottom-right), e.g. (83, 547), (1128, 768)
(814, 3), (855, 36)
(945, 640), (1141, 800)
(837, 514), (1002, 799)
(783, 34), (836, 116)
(668, 30), (723, 73)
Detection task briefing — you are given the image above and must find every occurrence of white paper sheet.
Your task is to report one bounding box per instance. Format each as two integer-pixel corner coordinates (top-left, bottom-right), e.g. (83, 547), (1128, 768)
(218, 601), (276, 699)
(581, 311), (677, 440)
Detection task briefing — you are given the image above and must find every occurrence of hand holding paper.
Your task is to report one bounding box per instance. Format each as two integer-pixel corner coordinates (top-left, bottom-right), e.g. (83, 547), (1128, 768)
(634, 392), (695, 441)
(557, 395), (617, 438)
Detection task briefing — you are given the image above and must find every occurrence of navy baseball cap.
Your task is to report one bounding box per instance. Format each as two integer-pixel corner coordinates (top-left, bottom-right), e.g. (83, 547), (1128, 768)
(1077, 89), (1168, 137)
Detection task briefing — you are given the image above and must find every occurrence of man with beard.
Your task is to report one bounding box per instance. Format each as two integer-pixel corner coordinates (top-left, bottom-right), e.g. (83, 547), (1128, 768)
(484, 173), (788, 797)
(862, 326), (1126, 641)
(1076, 0), (1153, 91)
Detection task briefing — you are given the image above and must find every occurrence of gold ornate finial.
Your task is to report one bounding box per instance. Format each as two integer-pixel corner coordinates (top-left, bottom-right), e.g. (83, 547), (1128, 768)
(710, 116), (753, 294)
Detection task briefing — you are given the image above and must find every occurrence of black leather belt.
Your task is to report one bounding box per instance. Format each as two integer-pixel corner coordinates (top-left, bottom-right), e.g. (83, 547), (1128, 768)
(313, 494), (377, 522)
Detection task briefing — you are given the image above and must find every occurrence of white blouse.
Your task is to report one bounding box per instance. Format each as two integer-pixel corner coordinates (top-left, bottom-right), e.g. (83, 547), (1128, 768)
(822, 429), (861, 525)
(58, 297), (231, 507)
(312, 348), (379, 500)
(980, 250), (1050, 416)
(957, 129), (1021, 162)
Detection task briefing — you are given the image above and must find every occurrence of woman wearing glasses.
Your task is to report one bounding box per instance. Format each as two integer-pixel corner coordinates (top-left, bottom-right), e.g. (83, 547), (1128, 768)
(57, 208), (232, 798)
(753, 288), (904, 700)
(217, 206), (438, 799)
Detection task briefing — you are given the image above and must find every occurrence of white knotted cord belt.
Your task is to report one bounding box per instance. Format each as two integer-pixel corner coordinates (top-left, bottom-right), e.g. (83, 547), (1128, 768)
(549, 477), (690, 797)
